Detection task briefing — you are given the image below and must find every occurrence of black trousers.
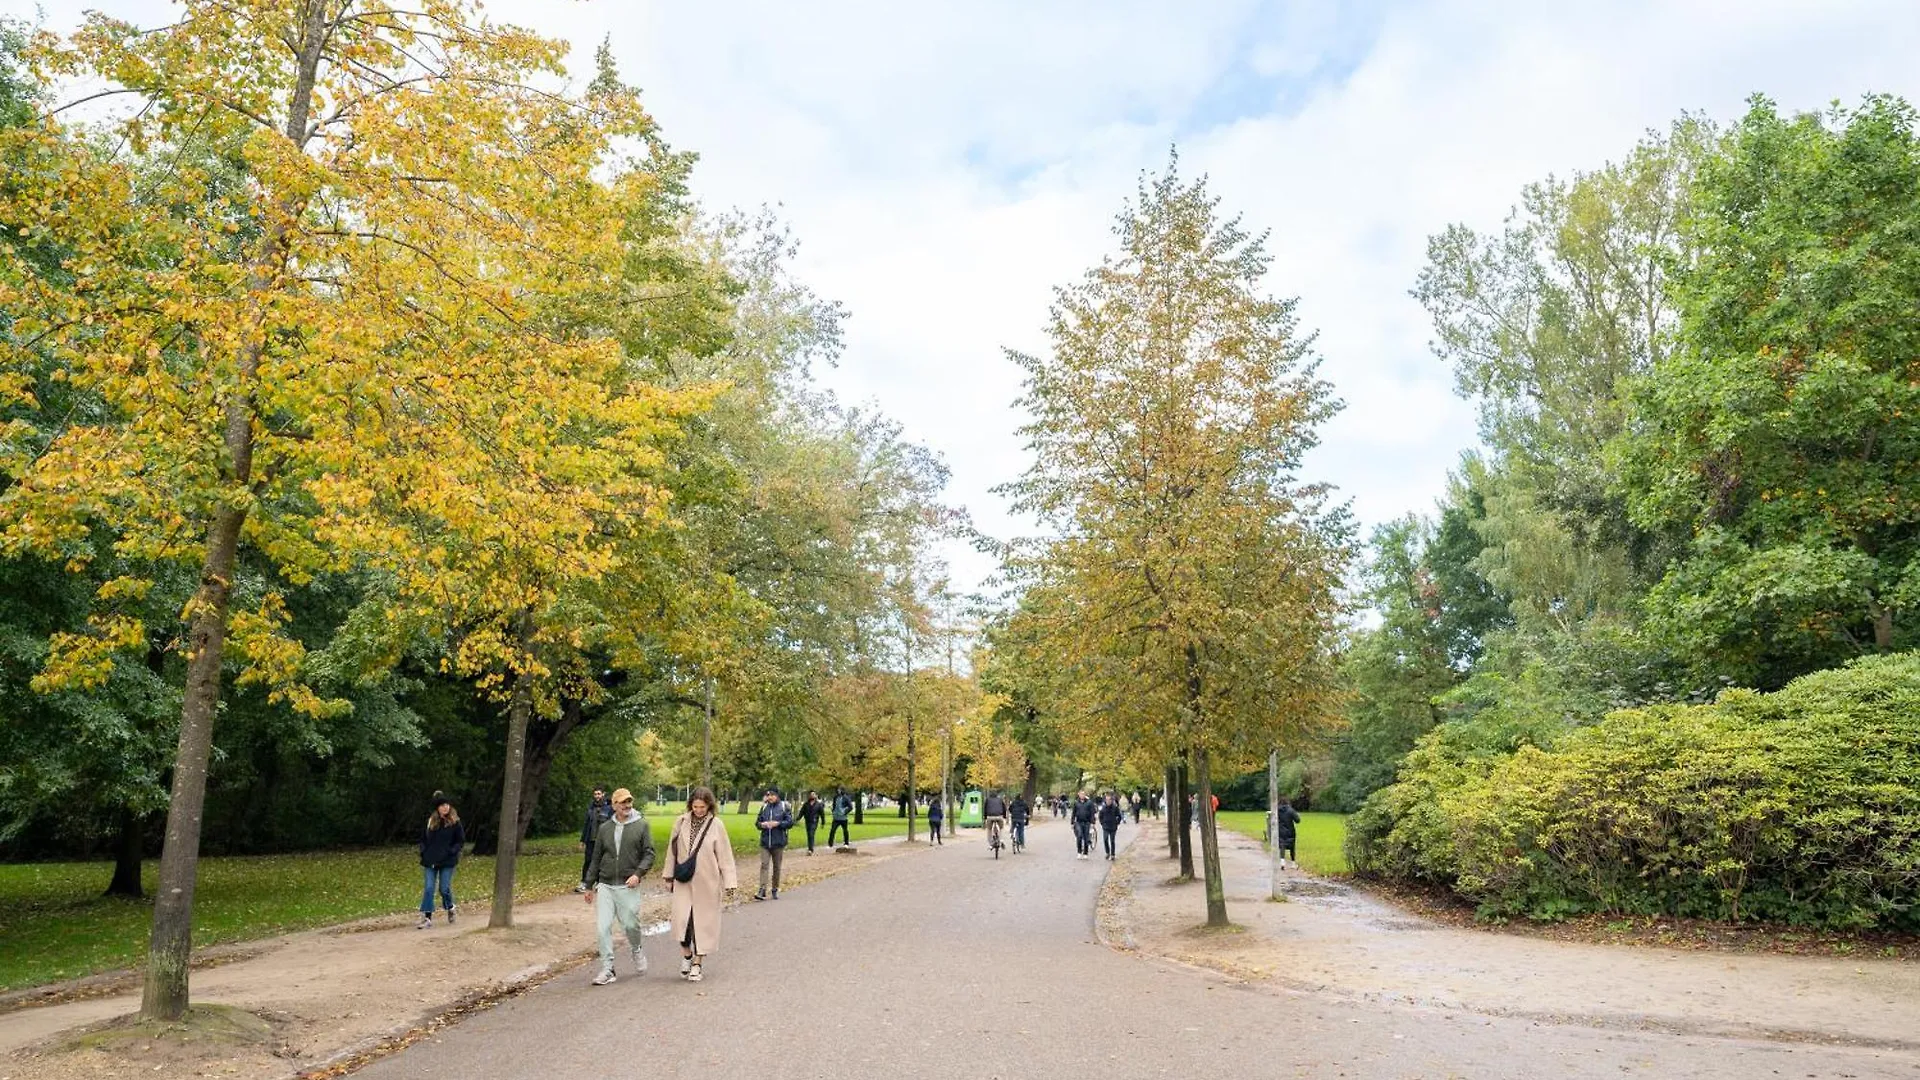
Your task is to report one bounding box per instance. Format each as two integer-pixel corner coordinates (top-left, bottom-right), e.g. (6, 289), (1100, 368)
(929, 820), (942, 843)
(1073, 822), (1092, 854)
(578, 842), (595, 884)
(804, 821), (818, 852)
(827, 820), (850, 847)
(1102, 826), (1118, 858)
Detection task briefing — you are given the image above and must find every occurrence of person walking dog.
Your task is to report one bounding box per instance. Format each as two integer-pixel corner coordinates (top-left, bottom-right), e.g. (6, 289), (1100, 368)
(575, 785), (613, 893)
(585, 788), (655, 985)
(754, 787), (793, 900)
(417, 793), (464, 928)
(666, 787), (738, 983)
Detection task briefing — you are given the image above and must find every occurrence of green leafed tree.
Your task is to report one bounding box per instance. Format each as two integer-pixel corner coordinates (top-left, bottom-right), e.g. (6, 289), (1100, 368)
(1614, 95), (1920, 685)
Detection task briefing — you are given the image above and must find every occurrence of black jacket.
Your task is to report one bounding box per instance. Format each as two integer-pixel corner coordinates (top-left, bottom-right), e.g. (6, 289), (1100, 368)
(757, 800), (794, 850)
(420, 820), (465, 869)
(1071, 799), (1097, 825)
(1009, 798), (1030, 825)
(982, 794), (1008, 818)
(1097, 803), (1123, 830)
(799, 798), (825, 826)
(1274, 805), (1302, 839)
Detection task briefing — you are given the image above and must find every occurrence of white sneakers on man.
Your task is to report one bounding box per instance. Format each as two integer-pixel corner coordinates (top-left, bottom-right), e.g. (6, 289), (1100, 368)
(631, 946), (648, 974)
(592, 966), (617, 986)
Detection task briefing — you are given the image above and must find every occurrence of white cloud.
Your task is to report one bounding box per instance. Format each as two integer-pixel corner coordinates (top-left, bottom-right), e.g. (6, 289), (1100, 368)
(16, 0), (1920, 592)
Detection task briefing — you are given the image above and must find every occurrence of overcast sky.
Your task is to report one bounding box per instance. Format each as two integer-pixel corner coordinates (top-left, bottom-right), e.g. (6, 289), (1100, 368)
(16, 1), (1920, 595)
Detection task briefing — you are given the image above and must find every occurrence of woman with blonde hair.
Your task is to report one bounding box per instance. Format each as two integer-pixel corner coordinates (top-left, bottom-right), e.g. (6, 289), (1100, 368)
(664, 786), (737, 982)
(417, 792), (464, 929)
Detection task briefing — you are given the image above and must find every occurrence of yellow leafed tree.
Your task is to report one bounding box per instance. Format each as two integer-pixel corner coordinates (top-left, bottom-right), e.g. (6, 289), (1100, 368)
(0, 0), (701, 1019)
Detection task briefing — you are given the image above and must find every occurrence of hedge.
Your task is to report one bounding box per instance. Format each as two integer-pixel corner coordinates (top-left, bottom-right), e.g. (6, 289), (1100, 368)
(1346, 653), (1920, 929)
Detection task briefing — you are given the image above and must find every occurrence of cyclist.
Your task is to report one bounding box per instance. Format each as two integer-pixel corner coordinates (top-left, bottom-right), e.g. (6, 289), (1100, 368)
(982, 789), (1009, 850)
(1009, 793), (1031, 851)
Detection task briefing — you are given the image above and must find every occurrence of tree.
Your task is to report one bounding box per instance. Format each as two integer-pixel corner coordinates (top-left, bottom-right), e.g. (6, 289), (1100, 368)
(1001, 156), (1350, 926)
(1614, 95), (1920, 686)
(0, 0), (679, 1018)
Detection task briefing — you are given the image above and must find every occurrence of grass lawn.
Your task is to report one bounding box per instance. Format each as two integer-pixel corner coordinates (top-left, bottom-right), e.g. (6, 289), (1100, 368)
(1213, 810), (1349, 875)
(0, 810), (912, 993)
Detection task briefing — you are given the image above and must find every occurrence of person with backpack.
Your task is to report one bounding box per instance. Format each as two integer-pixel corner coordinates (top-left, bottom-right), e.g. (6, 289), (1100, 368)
(1097, 793), (1124, 860)
(417, 793), (464, 929)
(753, 787), (793, 900)
(584, 787), (655, 985)
(575, 785), (613, 893)
(827, 788), (854, 848)
(798, 790), (826, 855)
(1273, 796), (1303, 870)
(665, 787), (738, 983)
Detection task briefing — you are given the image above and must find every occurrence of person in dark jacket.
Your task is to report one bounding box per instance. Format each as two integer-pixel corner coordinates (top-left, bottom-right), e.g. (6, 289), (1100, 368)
(576, 786), (613, 893)
(1097, 794), (1124, 860)
(1273, 797), (1303, 869)
(1071, 791), (1097, 859)
(585, 787), (656, 985)
(827, 788), (854, 848)
(926, 795), (944, 845)
(417, 793), (465, 928)
(1009, 794), (1031, 850)
(798, 790), (826, 855)
(754, 787), (794, 899)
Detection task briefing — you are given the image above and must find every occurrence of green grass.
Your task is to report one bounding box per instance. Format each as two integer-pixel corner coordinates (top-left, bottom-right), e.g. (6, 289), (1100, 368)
(1213, 810), (1349, 875)
(0, 810), (912, 994)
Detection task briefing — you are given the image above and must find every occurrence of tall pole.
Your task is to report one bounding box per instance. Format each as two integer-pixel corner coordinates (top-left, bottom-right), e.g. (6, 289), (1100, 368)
(1268, 748), (1282, 900)
(903, 631), (917, 843)
(944, 624), (956, 838)
(701, 675), (713, 792)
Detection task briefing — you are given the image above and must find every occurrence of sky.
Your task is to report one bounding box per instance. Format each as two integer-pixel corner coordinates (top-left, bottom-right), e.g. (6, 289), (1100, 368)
(15, 0), (1920, 596)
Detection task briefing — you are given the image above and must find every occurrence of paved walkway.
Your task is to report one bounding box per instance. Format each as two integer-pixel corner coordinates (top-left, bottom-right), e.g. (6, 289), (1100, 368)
(351, 819), (1920, 1079)
(1113, 826), (1920, 1049)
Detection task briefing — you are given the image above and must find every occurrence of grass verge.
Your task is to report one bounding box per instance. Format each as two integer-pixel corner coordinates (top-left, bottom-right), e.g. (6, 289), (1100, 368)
(0, 810), (912, 993)
(1213, 810), (1349, 875)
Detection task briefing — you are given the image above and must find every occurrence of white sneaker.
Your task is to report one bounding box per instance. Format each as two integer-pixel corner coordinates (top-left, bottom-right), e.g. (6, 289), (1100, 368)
(679, 956), (692, 978)
(686, 964), (702, 983)
(630, 946), (647, 974)
(592, 966), (616, 986)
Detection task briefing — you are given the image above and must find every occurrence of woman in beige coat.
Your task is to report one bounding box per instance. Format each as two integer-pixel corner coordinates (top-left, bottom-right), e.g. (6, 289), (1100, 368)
(665, 787), (738, 982)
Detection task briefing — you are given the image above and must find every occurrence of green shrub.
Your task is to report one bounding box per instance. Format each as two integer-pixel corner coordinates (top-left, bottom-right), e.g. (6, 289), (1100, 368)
(1348, 653), (1920, 930)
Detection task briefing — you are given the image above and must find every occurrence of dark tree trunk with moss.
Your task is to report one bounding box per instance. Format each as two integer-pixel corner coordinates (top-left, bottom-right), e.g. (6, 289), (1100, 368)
(489, 617), (537, 930)
(1175, 759), (1194, 880)
(1164, 762), (1178, 857)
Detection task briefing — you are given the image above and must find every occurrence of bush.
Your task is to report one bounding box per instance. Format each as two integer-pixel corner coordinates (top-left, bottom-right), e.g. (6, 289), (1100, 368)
(1347, 653), (1920, 929)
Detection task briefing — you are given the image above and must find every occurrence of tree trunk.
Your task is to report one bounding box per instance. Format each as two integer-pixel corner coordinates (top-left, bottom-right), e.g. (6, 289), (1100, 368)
(106, 807), (145, 899)
(489, 614), (537, 930)
(854, 794), (864, 825)
(1174, 759), (1193, 881)
(1164, 762), (1178, 857)
(1195, 744), (1228, 926)
(1869, 598), (1894, 652)
(140, 505), (246, 1021)
(1022, 760), (1038, 805)
(1267, 749), (1282, 900)
(905, 712), (917, 841)
(513, 697), (587, 845)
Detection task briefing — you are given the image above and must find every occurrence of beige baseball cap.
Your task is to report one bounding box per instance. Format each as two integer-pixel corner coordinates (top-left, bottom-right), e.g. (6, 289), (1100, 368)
(610, 788), (634, 804)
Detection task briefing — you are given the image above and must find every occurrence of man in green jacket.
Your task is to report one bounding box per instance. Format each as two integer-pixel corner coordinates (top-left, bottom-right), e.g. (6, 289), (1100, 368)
(584, 787), (655, 985)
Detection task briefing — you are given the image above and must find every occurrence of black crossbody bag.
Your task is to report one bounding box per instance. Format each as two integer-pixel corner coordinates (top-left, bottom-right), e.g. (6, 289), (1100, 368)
(671, 815), (714, 883)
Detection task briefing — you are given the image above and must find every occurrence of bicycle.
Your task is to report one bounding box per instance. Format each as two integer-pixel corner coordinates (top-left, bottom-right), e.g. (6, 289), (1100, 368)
(1011, 821), (1026, 854)
(987, 816), (1004, 859)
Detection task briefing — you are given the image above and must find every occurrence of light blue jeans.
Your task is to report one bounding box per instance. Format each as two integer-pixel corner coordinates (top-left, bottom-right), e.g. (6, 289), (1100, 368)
(421, 865), (455, 914)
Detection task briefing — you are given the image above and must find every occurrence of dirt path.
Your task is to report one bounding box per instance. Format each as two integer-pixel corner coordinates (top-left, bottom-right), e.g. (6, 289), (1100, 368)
(0, 839), (913, 1079)
(1107, 826), (1920, 1050)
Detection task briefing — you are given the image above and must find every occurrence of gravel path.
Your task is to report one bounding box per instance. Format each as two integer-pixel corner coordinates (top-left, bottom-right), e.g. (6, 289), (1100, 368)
(350, 820), (1920, 1079)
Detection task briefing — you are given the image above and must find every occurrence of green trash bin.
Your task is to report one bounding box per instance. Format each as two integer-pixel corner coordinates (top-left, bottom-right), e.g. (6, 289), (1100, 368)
(959, 789), (984, 828)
